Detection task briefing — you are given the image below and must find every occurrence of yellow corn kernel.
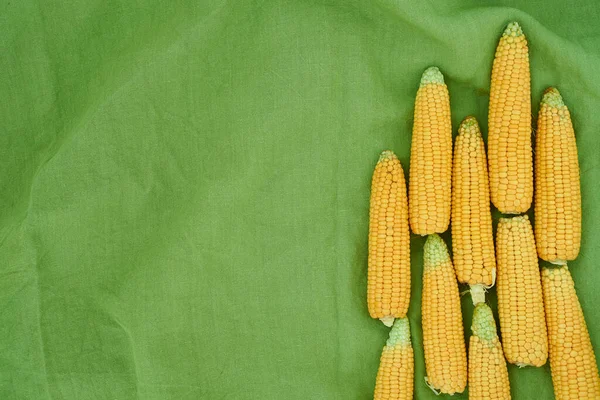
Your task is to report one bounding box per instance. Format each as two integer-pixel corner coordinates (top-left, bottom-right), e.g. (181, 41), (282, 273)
(488, 22), (533, 214)
(368, 151), (411, 326)
(542, 266), (600, 399)
(422, 234), (467, 394)
(468, 303), (511, 400)
(451, 116), (496, 292)
(374, 317), (414, 400)
(408, 67), (452, 235)
(496, 215), (548, 366)
(534, 88), (581, 264)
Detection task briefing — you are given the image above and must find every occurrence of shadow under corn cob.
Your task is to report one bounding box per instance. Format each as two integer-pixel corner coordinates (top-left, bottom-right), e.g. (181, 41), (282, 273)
(421, 234), (467, 394)
(367, 151), (411, 326)
(534, 88), (581, 264)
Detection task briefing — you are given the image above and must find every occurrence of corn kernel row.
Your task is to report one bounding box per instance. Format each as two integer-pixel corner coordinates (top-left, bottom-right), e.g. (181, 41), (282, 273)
(488, 22), (533, 214)
(451, 116), (496, 289)
(496, 215), (548, 366)
(408, 67), (453, 235)
(421, 234), (467, 395)
(534, 88), (581, 264)
(368, 151), (411, 326)
(374, 318), (414, 399)
(542, 266), (600, 399)
(468, 303), (511, 400)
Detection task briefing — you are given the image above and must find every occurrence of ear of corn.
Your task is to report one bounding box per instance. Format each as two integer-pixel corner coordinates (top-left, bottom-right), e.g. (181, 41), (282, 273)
(374, 317), (414, 400)
(408, 67), (452, 235)
(368, 151), (411, 326)
(468, 303), (511, 400)
(487, 21), (533, 214)
(534, 88), (581, 264)
(542, 265), (600, 399)
(421, 234), (467, 394)
(451, 116), (496, 291)
(496, 215), (548, 366)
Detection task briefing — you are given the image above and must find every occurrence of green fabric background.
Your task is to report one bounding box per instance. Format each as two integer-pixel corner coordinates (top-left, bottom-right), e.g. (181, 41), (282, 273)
(1, 1), (599, 399)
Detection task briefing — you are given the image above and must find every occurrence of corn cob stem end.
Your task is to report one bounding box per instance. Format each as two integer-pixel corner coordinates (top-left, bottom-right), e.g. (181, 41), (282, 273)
(420, 66), (445, 86)
(380, 316), (395, 327)
(470, 284), (487, 305)
(503, 21), (523, 37)
(549, 259), (567, 265)
(424, 377), (441, 395)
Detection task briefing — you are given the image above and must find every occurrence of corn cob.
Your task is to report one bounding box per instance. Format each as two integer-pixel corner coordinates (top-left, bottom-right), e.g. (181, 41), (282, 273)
(373, 317), (414, 400)
(488, 21), (533, 214)
(542, 265), (600, 399)
(534, 88), (581, 264)
(469, 303), (510, 400)
(451, 116), (496, 301)
(496, 215), (548, 366)
(468, 303), (511, 400)
(408, 67), (452, 235)
(368, 151), (411, 326)
(422, 234), (467, 394)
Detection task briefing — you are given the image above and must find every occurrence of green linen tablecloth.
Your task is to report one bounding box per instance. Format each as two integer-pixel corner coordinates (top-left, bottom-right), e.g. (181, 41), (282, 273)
(2, 1), (599, 399)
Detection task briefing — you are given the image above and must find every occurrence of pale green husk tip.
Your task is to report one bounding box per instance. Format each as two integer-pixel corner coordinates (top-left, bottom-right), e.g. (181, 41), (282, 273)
(459, 116), (481, 136)
(471, 303), (497, 342)
(378, 150), (397, 163)
(420, 66), (444, 86)
(386, 317), (411, 347)
(503, 21), (523, 37)
(423, 234), (450, 269)
(542, 87), (565, 108)
(460, 116), (478, 128)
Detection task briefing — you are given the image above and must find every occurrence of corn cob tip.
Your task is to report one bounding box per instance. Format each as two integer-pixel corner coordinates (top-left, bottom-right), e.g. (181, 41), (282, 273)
(420, 66), (445, 86)
(380, 316), (395, 327)
(472, 303), (497, 341)
(458, 116), (482, 138)
(378, 150), (397, 163)
(541, 264), (600, 398)
(541, 87), (565, 108)
(503, 21), (524, 37)
(386, 317), (411, 347)
(423, 234), (450, 268)
(459, 115), (479, 129)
